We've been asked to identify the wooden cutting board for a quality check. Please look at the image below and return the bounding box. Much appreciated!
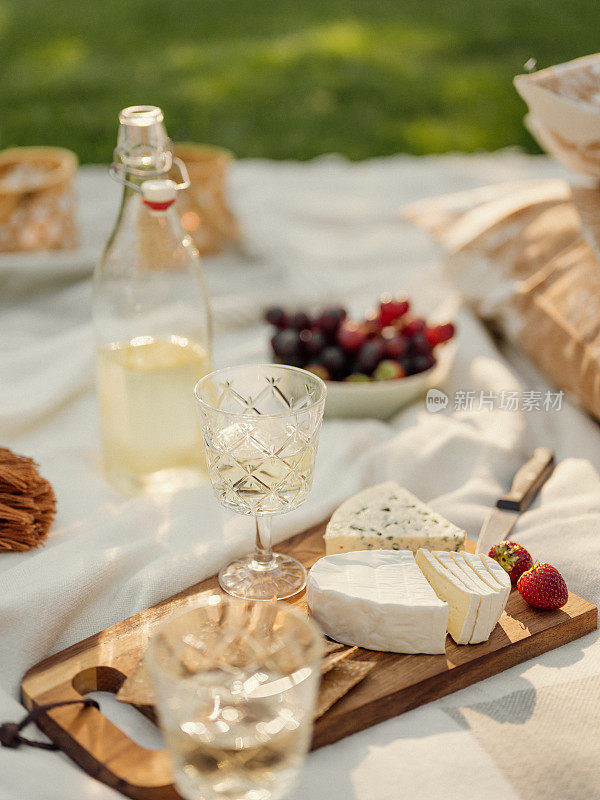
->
[21,523,597,800]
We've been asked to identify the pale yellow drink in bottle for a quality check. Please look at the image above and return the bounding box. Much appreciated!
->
[97,336,211,493]
[93,106,212,495]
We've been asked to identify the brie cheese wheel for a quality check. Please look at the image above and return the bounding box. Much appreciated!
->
[307,550,449,654]
[324,482,466,556]
[415,549,509,645]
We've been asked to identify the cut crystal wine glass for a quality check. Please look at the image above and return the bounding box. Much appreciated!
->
[195,364,326,600]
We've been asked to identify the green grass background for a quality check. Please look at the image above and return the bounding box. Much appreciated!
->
[1,0,599,162]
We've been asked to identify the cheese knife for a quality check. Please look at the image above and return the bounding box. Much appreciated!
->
[475,447,555,554]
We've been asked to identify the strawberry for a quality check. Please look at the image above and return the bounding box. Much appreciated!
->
[488,540,533,585]
[517,563,568,610]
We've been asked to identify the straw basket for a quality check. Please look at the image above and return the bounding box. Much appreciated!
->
[0,147,78,252]
[173,143,240,255]
[515,54,600,178]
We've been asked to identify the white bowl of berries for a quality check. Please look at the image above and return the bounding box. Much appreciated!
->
[265,294,457,420]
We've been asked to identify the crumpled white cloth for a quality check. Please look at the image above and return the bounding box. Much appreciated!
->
[1,152,599,800]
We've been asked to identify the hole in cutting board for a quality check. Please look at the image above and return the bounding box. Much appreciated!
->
[72,666,164,751]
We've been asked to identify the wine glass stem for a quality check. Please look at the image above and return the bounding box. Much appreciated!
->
[252,515,274,569]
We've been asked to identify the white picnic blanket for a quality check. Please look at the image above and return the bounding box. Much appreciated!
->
[1,152,599,800]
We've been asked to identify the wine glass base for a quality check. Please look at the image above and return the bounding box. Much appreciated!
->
[218,553,307,601]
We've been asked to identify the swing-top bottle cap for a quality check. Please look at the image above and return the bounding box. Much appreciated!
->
[141,179,177,211]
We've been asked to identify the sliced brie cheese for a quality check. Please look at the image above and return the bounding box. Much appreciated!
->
[324,482,466,556]
[416,549,510,645]
[448,552,504,643]
[306,550,449,654]
[415,549,480,644]
[468,552,512,607]
[474,553,512,605]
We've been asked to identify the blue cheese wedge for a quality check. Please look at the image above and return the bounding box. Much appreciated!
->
[324,482,465,556]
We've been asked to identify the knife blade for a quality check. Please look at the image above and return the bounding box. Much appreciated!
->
[475,447,555,554]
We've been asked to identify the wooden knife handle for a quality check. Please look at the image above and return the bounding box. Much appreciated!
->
[496,447,555,512]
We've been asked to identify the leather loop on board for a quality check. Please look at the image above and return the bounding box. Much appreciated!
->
[0,698,99,751]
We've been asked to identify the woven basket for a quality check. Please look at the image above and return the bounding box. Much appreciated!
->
[515,54,600,177]
[0,146,78,252]
[174,143,240,255]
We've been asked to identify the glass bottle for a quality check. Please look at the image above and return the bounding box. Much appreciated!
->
[93,106,212,495]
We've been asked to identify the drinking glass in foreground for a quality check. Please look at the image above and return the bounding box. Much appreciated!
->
[195,364,326,600]
[146,596,323,800]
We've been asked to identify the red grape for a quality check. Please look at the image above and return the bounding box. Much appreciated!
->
[426,323,455,347]
[318,307,347,335]
[398,356,413,375]
[408,332,432,356]
[337,321,368,353]
[385,335,408,360]
[355,339,386,374]
[300,328,327,357]
[320,346,348,380]
[402,317,426,338]
[364,310,382,337]
[265,307,288,329]
[379,295,410,327]
[271,329,302,358]
[288,311,311,330]
[411,353,436,373]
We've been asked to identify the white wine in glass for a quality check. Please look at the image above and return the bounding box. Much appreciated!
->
[195,364,326,600]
